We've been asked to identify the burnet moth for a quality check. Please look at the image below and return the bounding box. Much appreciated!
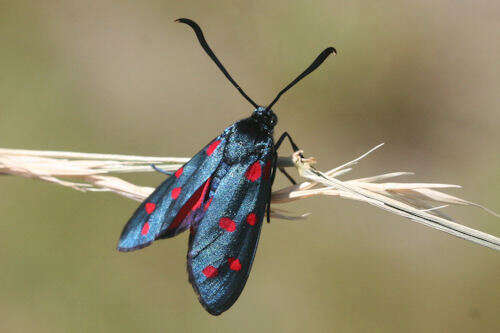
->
[117,18,336,315]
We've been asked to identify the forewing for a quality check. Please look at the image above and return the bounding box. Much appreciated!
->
[187,142,274,315]
[117,138,225,252]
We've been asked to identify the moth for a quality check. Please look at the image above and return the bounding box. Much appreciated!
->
[117,18,336,315]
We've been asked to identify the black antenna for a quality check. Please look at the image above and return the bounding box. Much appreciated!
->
[266,47,337,111]
[176,18,258,108]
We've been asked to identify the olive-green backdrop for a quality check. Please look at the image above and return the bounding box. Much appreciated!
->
[1,1,499,332]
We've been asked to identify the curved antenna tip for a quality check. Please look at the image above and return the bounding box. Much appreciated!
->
[175,18,192,24]
[266,46,337,110]
[326,46,338,56]
[175,18,259,108]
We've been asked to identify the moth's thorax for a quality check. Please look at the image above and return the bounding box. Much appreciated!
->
[223,117,273,165]
[251,106,277,134]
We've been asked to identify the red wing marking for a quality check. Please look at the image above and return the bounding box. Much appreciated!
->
[145,202,156,214]
[245,161,262,182]
[206,140,221,156]
[141,221,150,236]
[219,217,236,232]
[228,257,242,271]
[202,265,218,278]
[167,178,212,232]
[246,212,257,226]
[192,179,211,211]
[174,167,183,178]
[171,187,182,199]
[204,197,213,211]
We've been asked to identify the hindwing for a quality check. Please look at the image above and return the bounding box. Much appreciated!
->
[117,137,226,251]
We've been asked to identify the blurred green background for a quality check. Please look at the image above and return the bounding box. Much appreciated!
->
[1,1,499,332]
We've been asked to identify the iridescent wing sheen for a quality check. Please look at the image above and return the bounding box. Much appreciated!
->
[117,137,226,252]
[187,138,274,315]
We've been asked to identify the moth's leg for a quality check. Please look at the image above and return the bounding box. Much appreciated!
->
[267,132,301,222]
[275,131,300,152]
[266,152,278,223]
[278,168,297,185]
[274,132,301,185]
[150,164,174,176]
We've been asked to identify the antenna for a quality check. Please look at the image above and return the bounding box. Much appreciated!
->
[266,47,337,110]
[176,18,258,108]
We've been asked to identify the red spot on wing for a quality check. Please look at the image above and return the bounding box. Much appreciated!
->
[246,212,257,226]
[141,221,150,236]
[171,187,181,199]
[174,167,183,178]
[202,265,218,278]
[168,178,211,232]
[245,161,262,182]
[228,257,242,271]
[145,202,156,214]
[206,140,221,156]
[263,160,272,180]
[219,217,236,232]
[204,197,213,211]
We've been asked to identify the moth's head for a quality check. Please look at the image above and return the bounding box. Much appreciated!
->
[252,106,277,132]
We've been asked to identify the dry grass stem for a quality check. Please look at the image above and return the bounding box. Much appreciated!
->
[0,146,498,250]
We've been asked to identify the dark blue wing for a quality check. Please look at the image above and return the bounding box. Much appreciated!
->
[117,137,226,252]
[187,136,274,315]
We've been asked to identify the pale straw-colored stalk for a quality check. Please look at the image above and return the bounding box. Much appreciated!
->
[0,145,498,250]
